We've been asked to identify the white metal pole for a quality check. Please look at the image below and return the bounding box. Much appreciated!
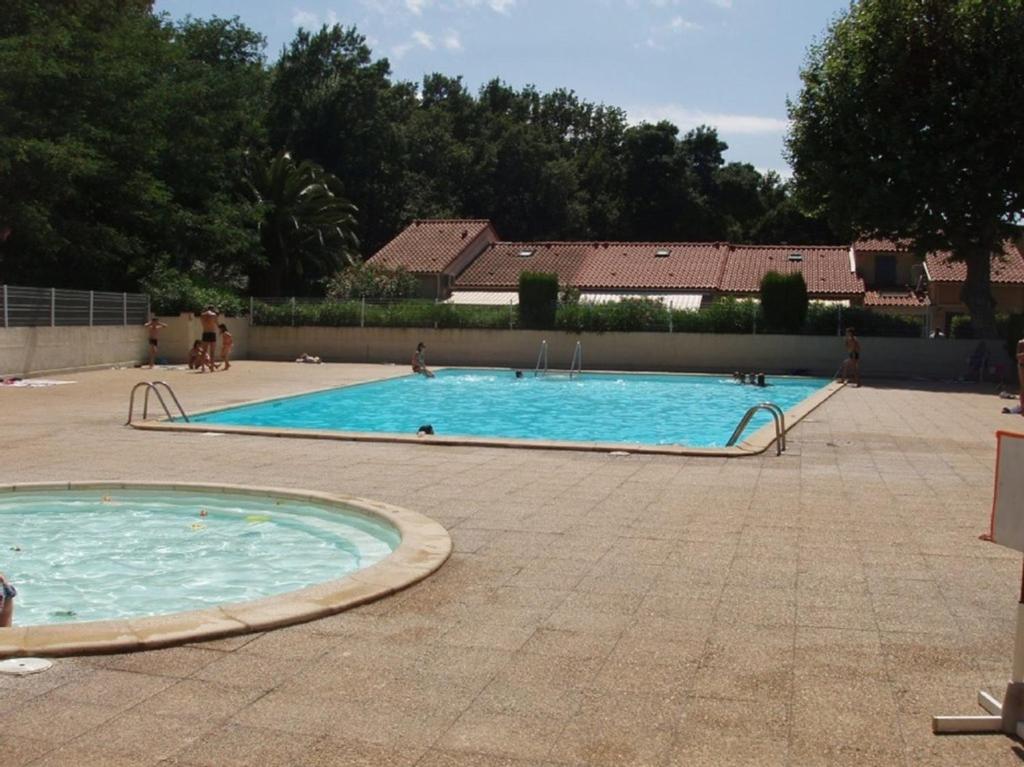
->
[50,287,55,327]
[89,290,94,326]
[122,292,127,325]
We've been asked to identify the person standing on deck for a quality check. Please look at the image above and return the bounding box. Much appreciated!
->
[840,327,861,387]
[198,306,219,373]
[144,316,167,369]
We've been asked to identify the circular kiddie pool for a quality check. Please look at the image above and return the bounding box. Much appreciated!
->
[0,482,450,657]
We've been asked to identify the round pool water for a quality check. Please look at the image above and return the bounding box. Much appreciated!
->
[0,488,400,626]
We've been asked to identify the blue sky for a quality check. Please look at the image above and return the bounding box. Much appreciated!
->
[153,0,851,174]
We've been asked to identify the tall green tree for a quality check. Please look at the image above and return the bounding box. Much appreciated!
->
[787,0,1024,337]
[242,150,359,295]
[0,2,266,290]
[266,25,415,256]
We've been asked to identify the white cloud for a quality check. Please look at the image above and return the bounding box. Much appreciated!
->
[412,30,435,49]
[670,15,700,30]
[487,0,516,13]
[628,105,790,135]
[710,0,733,8]
[391,42,414,58]
[406,0,430,14]
[442,30,463,50]
[291,8,319,27]
[291,7,340,28]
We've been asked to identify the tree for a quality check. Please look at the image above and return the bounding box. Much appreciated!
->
[787,0,1024,337]
[243,151,359,295]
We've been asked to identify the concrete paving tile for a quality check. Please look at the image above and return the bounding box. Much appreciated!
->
[70,711,214,761]
[130,678,263,723]
[0,697,116,739]
[30,745,157,767]
[517,628,618,661]
[169,723,321,767]
[436,710,565,761]
[82,646,226,678]
[190,647,311,690]
[548,719,675,766]
[0,734,57,767]
[666,733,788,767]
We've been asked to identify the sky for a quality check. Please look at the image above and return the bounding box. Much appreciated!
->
[153,0,852,175]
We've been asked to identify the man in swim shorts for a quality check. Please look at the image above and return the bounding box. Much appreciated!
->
[840,327,861,387]
[199,306,219,372]
[144,315,167,369]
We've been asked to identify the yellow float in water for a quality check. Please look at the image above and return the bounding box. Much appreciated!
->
[190,523,206,531]
[245,514,270,524]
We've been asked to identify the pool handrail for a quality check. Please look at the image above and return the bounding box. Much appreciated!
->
[726,402,786,455]
[127,381,190,425]
[534,339,548,377]
[569,341,583,379]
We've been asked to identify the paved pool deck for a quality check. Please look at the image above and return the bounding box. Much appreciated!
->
[0,361,1022,766]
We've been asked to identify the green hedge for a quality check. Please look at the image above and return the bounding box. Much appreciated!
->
[253,300,515,329]
[518,272,559,329]
[252,297,925,336]
[760,272,808,333]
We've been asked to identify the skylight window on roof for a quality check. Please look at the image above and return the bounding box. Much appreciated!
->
[517,249,534,258]
[788,253,804,262]
[655,248,670,257]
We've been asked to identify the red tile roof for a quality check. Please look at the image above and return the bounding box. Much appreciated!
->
[855,239,908,252]
[864,289,930,308]
[926,242,1024,284]
[718,245,862,296]
[454,241,728,291]
[367,219,495,273]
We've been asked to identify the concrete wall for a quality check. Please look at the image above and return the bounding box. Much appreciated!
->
[158,314,250,364]
[0,326,149,377]
[248,326,1005,379]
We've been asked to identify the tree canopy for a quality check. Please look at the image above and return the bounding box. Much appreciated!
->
[0,3,840,298]
[787,0,1024,336]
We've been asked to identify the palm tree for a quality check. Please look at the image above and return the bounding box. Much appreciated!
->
[243,150,359,295]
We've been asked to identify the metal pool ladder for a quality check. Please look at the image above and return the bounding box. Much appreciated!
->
[726,402,786,455]
[568,341,583,379]
[126,381,190,425]
[534,339,548,377]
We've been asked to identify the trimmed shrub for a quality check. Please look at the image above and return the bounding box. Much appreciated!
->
[804,304,923,337]
[518,272,559,329]
[671,298,759,334]
[760,271,808,333]
[326,263,418,300]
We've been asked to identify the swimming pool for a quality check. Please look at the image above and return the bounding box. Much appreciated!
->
[187,369,831,448]
[1,488,398,626]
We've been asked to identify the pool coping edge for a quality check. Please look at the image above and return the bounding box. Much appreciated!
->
[0,482,452,658]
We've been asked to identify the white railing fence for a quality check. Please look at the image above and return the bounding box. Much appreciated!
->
[1,284,150,328]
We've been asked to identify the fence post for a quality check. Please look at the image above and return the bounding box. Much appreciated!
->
[360,297,365,328]
[291,297,295,326]
[50,287,55,327]
[249,296,254,327]
[668,308,673,333]
[122,292,127,325]
[89,291,94,326]
[146,295,150,322]
[509,301,514,330]
[2,285,7,328]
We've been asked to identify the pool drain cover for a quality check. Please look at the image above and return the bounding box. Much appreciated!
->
[0,657,53,676]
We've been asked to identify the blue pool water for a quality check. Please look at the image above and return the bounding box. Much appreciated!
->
[189,369,828,447]
[1,489,398,625]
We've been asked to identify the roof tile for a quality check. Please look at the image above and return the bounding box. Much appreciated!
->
[367,219,494,273]
[719,245,863,296]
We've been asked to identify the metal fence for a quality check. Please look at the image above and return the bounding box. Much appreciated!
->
[1,285,150,328]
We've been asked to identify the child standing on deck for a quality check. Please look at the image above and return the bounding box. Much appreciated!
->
[218,324,233,371]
